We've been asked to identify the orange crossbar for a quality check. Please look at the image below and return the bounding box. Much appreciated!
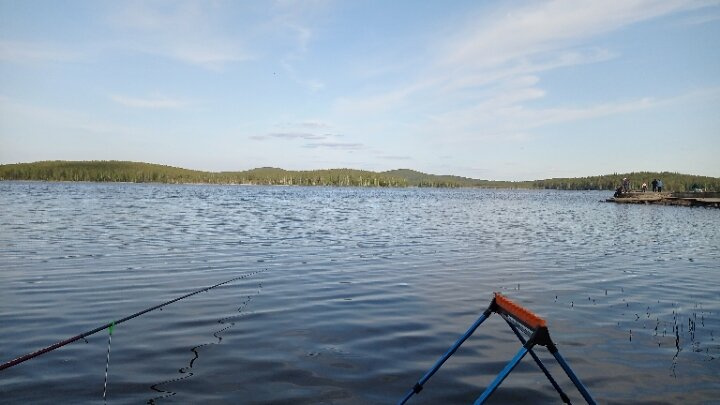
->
[493,293,547,330]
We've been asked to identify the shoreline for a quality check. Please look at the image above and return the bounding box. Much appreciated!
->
[0,179,574,190]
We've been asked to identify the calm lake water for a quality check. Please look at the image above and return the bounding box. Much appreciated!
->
[1,182,718,404]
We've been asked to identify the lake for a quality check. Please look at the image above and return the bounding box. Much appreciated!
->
[0,182,718,404]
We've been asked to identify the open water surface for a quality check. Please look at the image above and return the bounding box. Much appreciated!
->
[0,182,718,404]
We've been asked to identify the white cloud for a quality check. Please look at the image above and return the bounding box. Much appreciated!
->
[439,48,617,93]
[334,0,715,140]
[426,87,720,141]
[110,94,191,109]
[440,1,696,71]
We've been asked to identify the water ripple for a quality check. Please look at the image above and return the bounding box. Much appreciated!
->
[0,183,718,403]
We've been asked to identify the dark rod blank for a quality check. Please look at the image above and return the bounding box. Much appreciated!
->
[0,272,259,372]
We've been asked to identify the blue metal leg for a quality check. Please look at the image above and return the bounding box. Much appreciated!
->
[552,350,596,405]
[502,317,570,404]
[474,345,530,404]
[398,311,491,405]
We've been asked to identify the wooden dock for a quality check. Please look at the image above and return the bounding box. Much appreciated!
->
[607,191,720,208]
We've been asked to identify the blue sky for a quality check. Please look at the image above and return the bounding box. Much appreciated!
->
[1,0,719,180]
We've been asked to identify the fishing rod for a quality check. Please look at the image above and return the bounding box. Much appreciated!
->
[0,270,264,372]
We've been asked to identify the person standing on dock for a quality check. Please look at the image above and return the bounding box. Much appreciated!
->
[622,178,630,193]
[642,182,647,192]
[657,179,663,192]
[652,179,658,192]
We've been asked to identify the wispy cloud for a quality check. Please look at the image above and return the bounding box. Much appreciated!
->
[270,1,328,91]
[108,2,253,70]
[254,119,341,141]
[335,79,432,114]
[439,1,696,71]
[281,59,325,91]
[273,120,333,130]
[378,155,412,161]
[439,48,617,93]
[0,40,80,63]
[251,132,329,141]
[335,1,712,134]
[426,87,720,141]
[110,94,191,109]
[0,95,146,135]
[303,142,364,150]
[297,120,332,129]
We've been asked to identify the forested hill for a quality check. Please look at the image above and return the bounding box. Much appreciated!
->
[1,161,718,191]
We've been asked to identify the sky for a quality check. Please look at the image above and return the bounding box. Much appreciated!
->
[1,0,719,181]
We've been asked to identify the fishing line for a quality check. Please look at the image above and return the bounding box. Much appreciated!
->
[103,322,115,403]
[148,281,263,404]
[0,269,265,372]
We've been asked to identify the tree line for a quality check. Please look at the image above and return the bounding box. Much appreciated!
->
[1,161,718,191]
[0,161,409,187]
[527,172,720,192]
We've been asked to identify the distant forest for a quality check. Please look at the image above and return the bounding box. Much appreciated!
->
[1,161,719,191]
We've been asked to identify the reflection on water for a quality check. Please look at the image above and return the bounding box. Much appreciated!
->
[0,182,718,404]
